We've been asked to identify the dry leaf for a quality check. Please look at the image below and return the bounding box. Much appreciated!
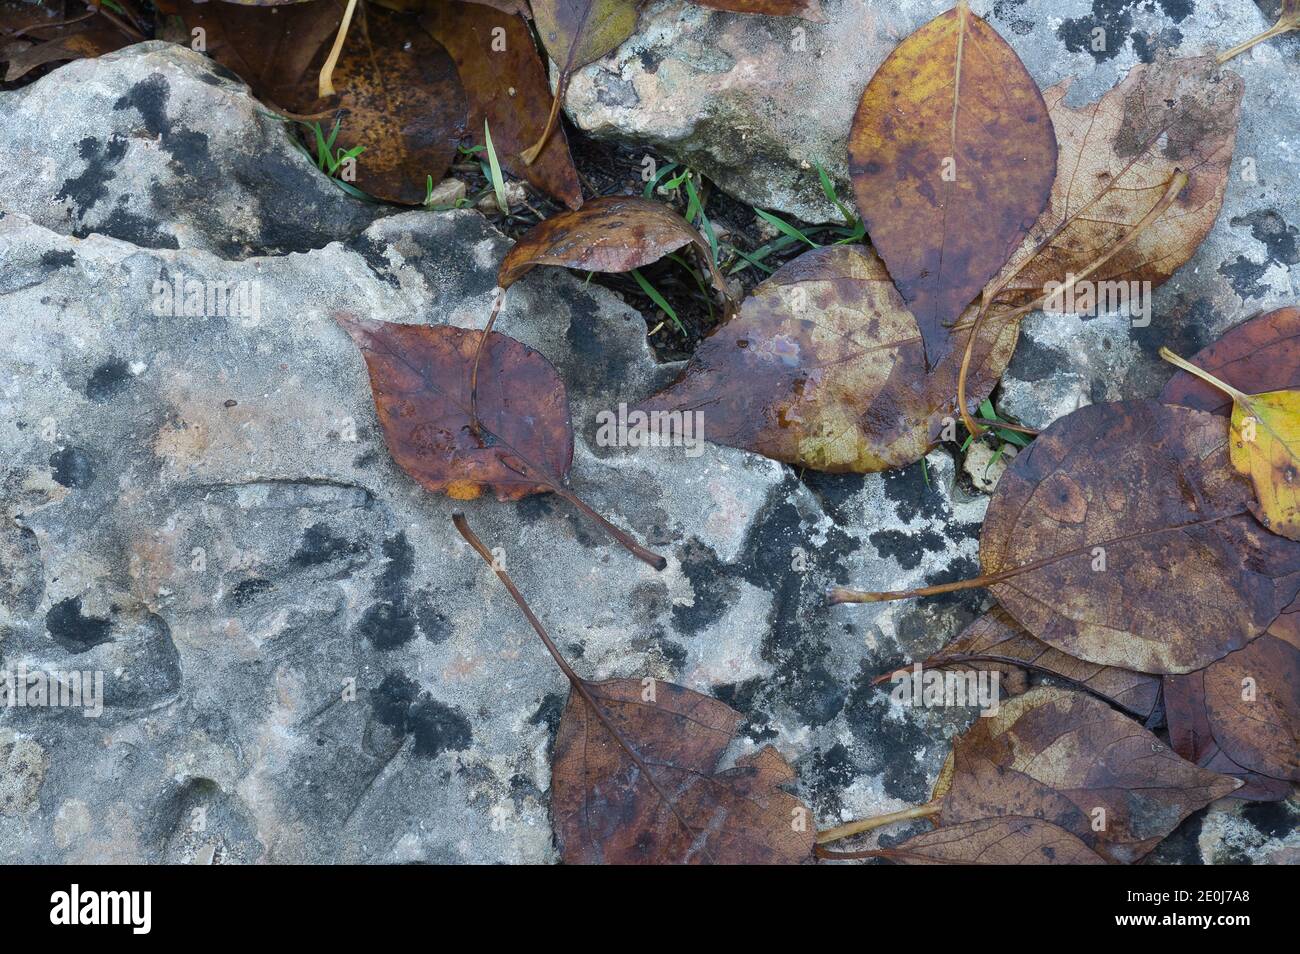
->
[634,244,1019,472]
[686,0,825,21]
[824,816,1107,865]
[979,401,1300,673]
[995,56,1242,309]
[936,687,1241,863]
[422,2,583,209]
[1161,308,1300,416]
[847,0,1056,367]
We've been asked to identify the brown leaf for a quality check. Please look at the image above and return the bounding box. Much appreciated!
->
[337,315,572,501]
[633,244,1019,472]
[452,516,813,864]
[685,0,825,21]
[835,816,1107,865]
[994,56,1242,309]
[847,0,1056,367]
[498,194,729,298]
[915,606,1160,719]
[936,687,1241,863]
[979,400,1300,673]
[422,3,582,209]
[0,2,135,82]
[157,0,343,108]
[286,3,468,204]
[1160,307,1300,416]
[552,679,815,863]
[1164,598,1300,793]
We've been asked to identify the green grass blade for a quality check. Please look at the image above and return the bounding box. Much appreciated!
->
[484,120,508,214]
[755,208,819,248]
[631,268,685,335]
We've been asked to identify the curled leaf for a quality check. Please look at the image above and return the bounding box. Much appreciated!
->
[634,244,1019,472]
[847,0,1056,367]
[685,0,825,21]
[821,816,1107,865]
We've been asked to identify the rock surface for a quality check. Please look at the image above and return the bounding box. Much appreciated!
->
[0,41,1293,864]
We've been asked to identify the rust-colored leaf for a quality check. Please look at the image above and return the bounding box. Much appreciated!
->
[978,401,1300,673]
[935,687,1241,864]
[524,0,639,162]
[453,516,814,865]
[994,56,1242,309]
[685,0,825,21]
[1164,598,1299,795]
[822,817,1107,865]
[1161,307,1300,416]
[1,1,135,82]
[908,606,1160,719]
[633,244,1019,472]
[847,0,1056,368]
[422,3,583,209]
[285,3,468,204]
[337,316,572,502]
[498,195,729,299]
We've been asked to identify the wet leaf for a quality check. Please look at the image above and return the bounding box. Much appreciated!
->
[524,0,640,162]
[994,56,1242,309]
[847,0,1056,368]
[634,244,1019,472]
[337,316,572,502]
[453,516,814,865]
[909,606,1160,719]
[498,194,729,300]
[422,2,583,209]
[1161,307,1300,416]
[1164,598,1299,794]
[824,816,1107,865]
[935,687,1241,863]
[1161,346,1300,542]
[980,401,1300,673]
[285,3,468,204]
[1,1,136,82]
[685,0,825,21]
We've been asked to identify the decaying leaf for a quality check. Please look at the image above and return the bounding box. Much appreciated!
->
[454,516,814,864]
[978,401,1300,673]
[524,0,640,162]
[1,0,137,82]
[337,316,572,501]
[1161,307,1300,416]
[935,687,1241,863]
[907,606,1160,719]
[994,56,1242,309]
[847,0,1056,367]
[1164,598,1299,795]
[1161,346,1300,542]
[633,244,1019,472]
[287,3,468,203]
[422,2,583,209]
[686,0,825,21]
[498,195,729,299]
[821,816,1107,865]
[340,315,664,568]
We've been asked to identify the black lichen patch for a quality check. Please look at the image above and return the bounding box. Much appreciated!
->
[802,741,858,819]
[86,358,132,402]
[868,527,948,571]
[1219,254,1272,300]
[527,691,567,745]
[114,74,171,137]
[229,578,273,609]
[291,522,366,568]
[48,447,95,489]
[346,233,402,290]
[39,249,76,271]
[841,662,940,803]
[798,471,867,525]
[56,135,129,215]
[672,538,739,635]
[1241,799,1298,841]
[1131,294,1214,359]
[881,461,950,524]
[992,0,1035,35]
[712,676,777,742]
[1006,333,1068,384]
[45,596,113,653]
[371,671,472,759]
[1058,0,1193,63]
[1231,208,1300,266]
[95,203,179,250]
[416,597,450,644]
[514,494,602,548]
[356,533,417,650]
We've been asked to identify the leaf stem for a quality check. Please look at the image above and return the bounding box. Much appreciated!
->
[1217,21,1296,64]
[468,289,505,437]
[521,72,568,165]
[816,802,941,845]
[1157,347,1250,404]
[319,0,360,98]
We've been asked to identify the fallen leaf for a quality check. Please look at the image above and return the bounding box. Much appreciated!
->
[935,687,1241,863]
[286,2,468,204]
[908,606,1160,719]
[685,0,825,21]
[0,1,136,82]
[1161,307,1300,416]
[634,244,1019,472]
[524,0,640,162]
[1164,598,1299,793]
[972,401,1300,673]
[453,515,814,864]
[1161,346,1300,542]
[340,315,664,568]
[498,194,729,299]
[821,816,1107,865]
[422,2,583,209]
[847,0,1056,367]
[993,56,1242,310]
